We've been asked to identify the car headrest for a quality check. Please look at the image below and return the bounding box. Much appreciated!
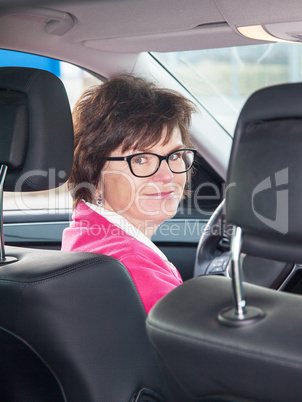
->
[226,83,302,263]
[0,67,74,192]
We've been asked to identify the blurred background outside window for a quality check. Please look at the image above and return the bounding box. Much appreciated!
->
[153,42,302,136]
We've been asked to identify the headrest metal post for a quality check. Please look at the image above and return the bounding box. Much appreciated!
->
[231,226,246,318]
[0,164,17,265]
[218,225,265,326]
[0,165,8,261]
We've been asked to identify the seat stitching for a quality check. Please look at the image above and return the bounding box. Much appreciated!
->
[0,256,125,284]
[147,322,302,369]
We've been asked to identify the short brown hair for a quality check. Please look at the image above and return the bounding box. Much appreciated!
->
[68,74,196,208]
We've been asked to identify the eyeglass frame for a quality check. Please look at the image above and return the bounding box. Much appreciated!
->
[106,148,197,178]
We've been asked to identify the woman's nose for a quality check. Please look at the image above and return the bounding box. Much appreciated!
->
[152,160,174,182]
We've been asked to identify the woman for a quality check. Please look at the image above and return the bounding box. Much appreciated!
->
[62,74,196,314]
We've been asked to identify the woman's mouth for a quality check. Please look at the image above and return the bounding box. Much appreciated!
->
[143,191,175,200]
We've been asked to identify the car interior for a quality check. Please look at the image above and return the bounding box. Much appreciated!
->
[0,0,302,401]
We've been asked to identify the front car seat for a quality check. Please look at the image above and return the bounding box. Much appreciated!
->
[146,83,302,401]
[0,67,168,401]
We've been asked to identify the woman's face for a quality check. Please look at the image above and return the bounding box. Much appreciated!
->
[100,127,187,237]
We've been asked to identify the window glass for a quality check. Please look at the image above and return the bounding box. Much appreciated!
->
[2,50,101,212]
[153,42,302,136]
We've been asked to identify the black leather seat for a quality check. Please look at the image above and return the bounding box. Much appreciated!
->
[0,67,168,401]
[146,83,302,401]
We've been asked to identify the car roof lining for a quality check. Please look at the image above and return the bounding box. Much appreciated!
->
[0,0,266,74]
[0,0,262,76]
[0,0,301,51]
[0,0,300,74]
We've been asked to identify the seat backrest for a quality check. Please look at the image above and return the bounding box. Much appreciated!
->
[0,246,168,401]
[146,83,302,401]
[0,67,168,401]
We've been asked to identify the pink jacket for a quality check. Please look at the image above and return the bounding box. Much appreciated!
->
[61,202,183,313]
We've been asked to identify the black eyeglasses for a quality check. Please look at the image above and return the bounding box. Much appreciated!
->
[106,148,196,178]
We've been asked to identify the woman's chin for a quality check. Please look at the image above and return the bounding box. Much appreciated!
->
[139,200,179,221]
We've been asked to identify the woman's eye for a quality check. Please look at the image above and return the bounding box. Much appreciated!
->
[133,155,148,165]
[169,152,182,161]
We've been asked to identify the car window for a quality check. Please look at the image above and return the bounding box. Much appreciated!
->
[2,50,101,212]
[153,42,302,136]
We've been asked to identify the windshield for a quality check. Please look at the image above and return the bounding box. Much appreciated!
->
[153,42,302,135]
